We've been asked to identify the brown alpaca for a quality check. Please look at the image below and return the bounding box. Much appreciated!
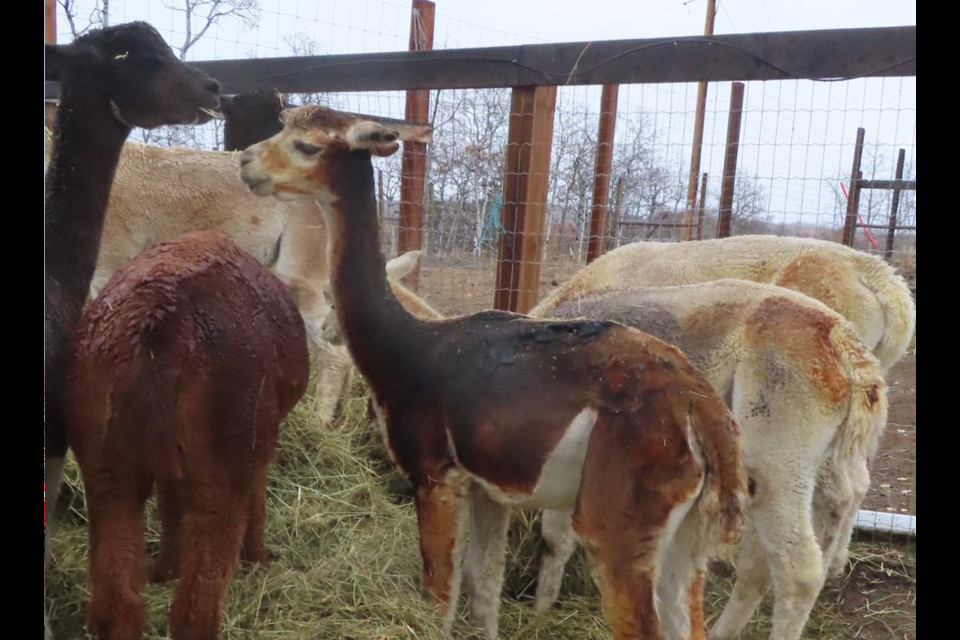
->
[65,231,309,640]
[239,105,747,640]
[44,21,219,640]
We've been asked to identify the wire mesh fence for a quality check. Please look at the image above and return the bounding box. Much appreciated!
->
[50,0,916,544]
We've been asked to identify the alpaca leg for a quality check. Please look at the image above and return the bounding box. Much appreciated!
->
[709,524,770,639]
[240,464,271,566]
[715,474,824,640]
[414,474,469,636]
[45,455,67,640]
[815,459,870,578]
[151,480,184,583]
[44,455,66,640]
[534,508,576,613]
[760,496,825,640]
[577,528,662,640]
[86,484,150,640]
[463,485,510,640]
[44,455,65,575]
[314,342,352,424]
[169,495,247,640]
[573,413,706,640]
[656,510,709,640]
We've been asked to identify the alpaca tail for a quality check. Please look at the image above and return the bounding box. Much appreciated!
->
[107,283,192,482]
[687,392,748,558]
[858,254,916,370]
[831,320,889,468]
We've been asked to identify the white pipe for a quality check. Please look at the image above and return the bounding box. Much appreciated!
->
[855,509,916,536]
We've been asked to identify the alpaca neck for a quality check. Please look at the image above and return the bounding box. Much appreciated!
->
[45,75,130,310]
[321,150,424,394]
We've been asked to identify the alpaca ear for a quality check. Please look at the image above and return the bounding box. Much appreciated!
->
[394,124,432,144]
[386,250,421,281]
[346,119,433,154]
[45,44,68,81]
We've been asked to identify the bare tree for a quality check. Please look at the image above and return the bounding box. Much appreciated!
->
[164,0,260,61]
[135,1,259,149]
[283,32,330,108]
[427,88,509,255]
[57,0,109,38]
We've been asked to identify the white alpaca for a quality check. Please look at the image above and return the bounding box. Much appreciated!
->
[532,235,916,371]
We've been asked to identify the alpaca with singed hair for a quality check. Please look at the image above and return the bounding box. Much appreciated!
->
[239,104,747,640]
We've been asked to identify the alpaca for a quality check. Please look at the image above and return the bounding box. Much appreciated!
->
[239,105,747,640]
[220,88,288,151]
[65,230,309,640]
[43,88,428,422]
[533,282,888,640]
[44,21,219,638]
[532,235,916,371]
[321,266,888,640]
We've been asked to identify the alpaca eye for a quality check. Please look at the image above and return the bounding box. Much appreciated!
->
[294,140,322,156]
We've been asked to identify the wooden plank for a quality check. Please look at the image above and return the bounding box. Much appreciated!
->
[494,86,557,313]
[586,84,619,264]
[861,224,916,231]
[716,82,745,239]
[45,26,916,97]
[842,128,866,246]
[620,221,696,228]
[860,179,917,191]
[397,0,435,291]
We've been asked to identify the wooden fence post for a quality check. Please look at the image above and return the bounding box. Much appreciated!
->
[885,148,906,259]
[716,82,744,239]
[586,84,619,264]
[397,0,435,289]
[681,0,716,240]
[842,127,866,247]
[494,86,557,313]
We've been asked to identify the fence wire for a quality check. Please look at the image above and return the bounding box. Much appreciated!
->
[52,0,916,544]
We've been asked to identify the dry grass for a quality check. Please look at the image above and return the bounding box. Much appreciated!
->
[46,372,916,639]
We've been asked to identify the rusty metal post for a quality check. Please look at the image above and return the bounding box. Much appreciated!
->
[681,0,716,241]
[45,0,57,127]
[716,82,744,239]
[494,85,557,313]
[885,148,906,260]
[586,84,619,264]
[397,0,434,289]
[842,127,866,247]
[696,173,708,240]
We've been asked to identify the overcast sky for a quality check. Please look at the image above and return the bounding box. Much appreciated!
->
[53,1,916,232]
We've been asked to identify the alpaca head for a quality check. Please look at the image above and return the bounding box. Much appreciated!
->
[45,21,221,130]
[220,89,288,150]
[238,105,431,202]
